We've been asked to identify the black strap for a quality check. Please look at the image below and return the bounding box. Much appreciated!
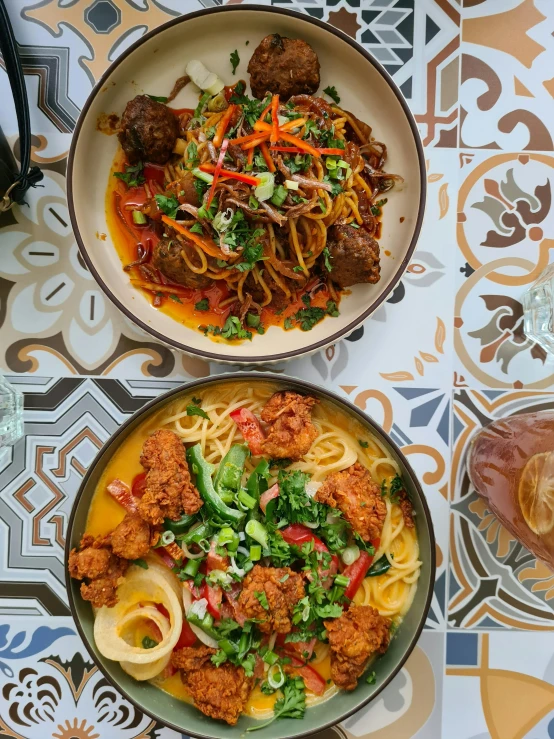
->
[0,0,43,208]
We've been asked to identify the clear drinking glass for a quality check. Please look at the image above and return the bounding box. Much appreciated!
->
[0,374,24,448]
[523,264,554,355]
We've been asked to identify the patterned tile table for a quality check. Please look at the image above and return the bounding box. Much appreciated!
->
[0,1,553,738]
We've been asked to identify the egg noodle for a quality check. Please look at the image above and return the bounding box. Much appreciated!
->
[156,380,421,632]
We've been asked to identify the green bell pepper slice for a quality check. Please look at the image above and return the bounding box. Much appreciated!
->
[187,444,245,525]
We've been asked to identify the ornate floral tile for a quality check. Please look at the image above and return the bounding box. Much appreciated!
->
[449,389,554,630]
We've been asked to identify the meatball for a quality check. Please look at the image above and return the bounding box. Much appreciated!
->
[68,533,128,608]
[325,605,391,690]
[316,462,386,543]
[248,34,320,100]
[326,224,380,288]
[152,238,211,289]
[261,391,318,460]
[118,95,178,165]
[138,429,203,526]
[110,513,152,560]
[172,646,253,725]
[244,271,291,312]
[238,565,305,634]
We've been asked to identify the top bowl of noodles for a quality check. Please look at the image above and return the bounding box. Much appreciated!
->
[67,5,425,364]
[66,373,435,738]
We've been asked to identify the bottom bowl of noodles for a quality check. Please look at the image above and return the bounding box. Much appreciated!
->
[66,374,435,739]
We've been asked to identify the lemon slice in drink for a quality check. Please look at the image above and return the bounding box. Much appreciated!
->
[518,451,554,535]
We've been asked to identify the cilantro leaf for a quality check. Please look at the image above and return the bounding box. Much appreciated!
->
[147,94,168,103]
[155,193,179,219]
[323,85,341,104]
[169,294,182,303]
[186,404,209,420]
[366,671,377,685]
[255,591,269,610]
[247,676,306,731]
[189,222,203,234]
[194,298,209,311]
[211,650,228,667]
[241,652,256,677]
[230,49,240,74]
[276,469,323,526]
[132,558,149,569]
[322,176,343,197]
[220,315,252,341]
[187,141,199,167]
[141,636,158,649]
[113,162,145,188]
[322,246,333,272]
[359,439,369,448]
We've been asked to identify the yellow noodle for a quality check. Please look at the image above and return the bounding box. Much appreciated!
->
[180,245,207,274]
[289,218,308,277]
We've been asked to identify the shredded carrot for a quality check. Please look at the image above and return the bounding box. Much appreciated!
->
[160,215,229,260]
[259,141,276,173]
[199,163,260,185]
[247,147,254,166]
[241,133,271,150]
[270,94,279,144]
[213,104,236,148]
[258,100,272,124]
[279,132,320,157]
[206,139,229,207]
[229,131,268,145]
[280,117,307,132]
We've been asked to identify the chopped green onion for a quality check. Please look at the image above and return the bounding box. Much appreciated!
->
[263,650,279,666]
[238,489,257,510]
[341,545,360,566]
[192,167,214,184]
[284,179,299,190]
[160,530,175,546]
[334,574,350,588]
[246,313,261,328]
[218,527,235,545]
[213,208,233,232]
[132,210,147,225]
[245,519,268,549]
[337,159,349,169]
[267,663,285,689]
[218,638,239,656]
[270,184,288,207]
[325,157,338,170]
[254,171,275,202]
[250,544,262,561]
[183,558,202,577]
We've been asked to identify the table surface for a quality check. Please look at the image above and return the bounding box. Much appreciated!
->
[1,1,554,738]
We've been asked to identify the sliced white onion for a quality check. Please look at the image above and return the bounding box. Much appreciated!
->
[119,605,172,680]
[285,180,299,190]
[303,521,319,529]
[239,531,246,542]
[229,556,245,578]
[185,60,224,95]
[94,566,182,665]
[236,545,250,557]
[182,586,218,649]
[306,481,322,498]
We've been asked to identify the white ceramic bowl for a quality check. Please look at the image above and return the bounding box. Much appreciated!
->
[67,5,425,363]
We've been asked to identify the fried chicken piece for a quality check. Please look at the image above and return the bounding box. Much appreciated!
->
[316,463,386,542]
[68,534,128,608]
[172,646,253,725]
[110,513,152,560]
[137,429,203,525]
[261,391,318,460]
[238,565,305,634]
[325,605,391,690]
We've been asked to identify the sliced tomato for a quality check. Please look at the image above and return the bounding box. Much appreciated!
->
[207,540,229,572]
[280,524,328,553]
[260,483,279,514]
[200,582,222,620]
[343,550,374,601]
[162,662,177,678]
[175,619,197,649]
[229,407,265,456]
[155,603,170,620]
[276,633,316,660]
[106,479,137,513]
[224,582,246,626]
[143,163,166,185]
[155,549,177,569]
[284,653,326,695]
[185,579,203,600]
[132,471,148,498]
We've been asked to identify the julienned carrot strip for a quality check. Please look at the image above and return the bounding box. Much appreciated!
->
[247,147,254,166]
[160,215,229,260]
[241,133,270,150]
[279,132,320,157]
[229,131,268,145]
[206,139,229,207]
[258,100,272,124]
[270,146,345,155]
[279,117,307,132]
[198,163,261,185]
[270,94,279,144]
[199,162,216,172]
[253,120,271,133]
[213,105,236,148]
[259,141,276,173]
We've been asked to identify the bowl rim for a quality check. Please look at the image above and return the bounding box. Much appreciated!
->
[65,371,436,739]
[66,3,427,364]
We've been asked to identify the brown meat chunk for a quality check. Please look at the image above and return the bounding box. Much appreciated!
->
[118,95,178,165]
[316,463,386,543]
[152,238,211,289]
[68,534,128,608]
[238,565,305,634]
[137,429,203,526]
[327,224,380,288]
[261,391,318,460]
[325,605,391,690]
[248,34,320,100]
[110,513,152,560]
[166,171,200,207]
[172,646,253,725]
[244,271,292,312]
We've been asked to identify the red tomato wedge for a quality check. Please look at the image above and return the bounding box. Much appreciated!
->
[260,483,279,513]
[343,551,374,600]
[106,479,137,512]
[229,407,265,456]
[224,582,246,626]
[276,633,317,659]
[175,619,197,649]
[131,471,148,498]
[280,524,328,553]
[155,603,170,620]
[155,548,177,569]
[207,540,229,572]
[284,653,326,695]
[143,163,165,185]
[200,582,222,620]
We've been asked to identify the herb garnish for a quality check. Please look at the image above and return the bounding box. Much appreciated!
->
[186,403,209,420]
[230,49,240,74]
[155,193,179,219]
[194,298,209,311]
[323,85,341,104]
[113,162,145,188]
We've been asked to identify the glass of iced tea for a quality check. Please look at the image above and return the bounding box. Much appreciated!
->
[467,411,554,570]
